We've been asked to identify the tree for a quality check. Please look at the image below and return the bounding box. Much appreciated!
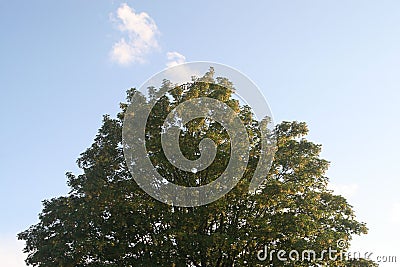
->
[18,70,376,266]
[347,259,379,267]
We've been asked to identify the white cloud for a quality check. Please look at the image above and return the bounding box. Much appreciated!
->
[166,51,186,68]
[110,3,159,65]
[163,52,199,85]
[329,183,359,198]
[0,235,26,267]
[390,202,400,224]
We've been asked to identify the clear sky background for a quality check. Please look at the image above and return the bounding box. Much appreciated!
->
[1,1,399,266]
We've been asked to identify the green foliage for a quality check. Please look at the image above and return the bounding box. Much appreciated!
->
[18,71,376,266]
[346,258,380,267]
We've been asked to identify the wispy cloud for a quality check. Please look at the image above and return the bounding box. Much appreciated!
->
[110,3,159,65]
[166,51,186,68]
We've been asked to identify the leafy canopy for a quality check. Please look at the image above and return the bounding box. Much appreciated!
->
[18,70,375,266]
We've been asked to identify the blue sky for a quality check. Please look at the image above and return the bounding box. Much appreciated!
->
[1,1,399,265]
